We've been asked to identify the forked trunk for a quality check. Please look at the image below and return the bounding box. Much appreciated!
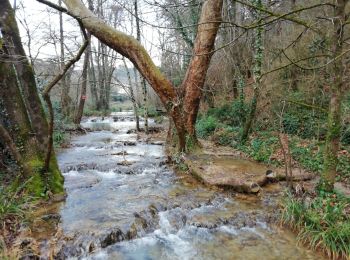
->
[182,0,223,143]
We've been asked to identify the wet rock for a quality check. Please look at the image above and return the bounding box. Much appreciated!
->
[150,141,164,146]
[41,213,61,222]
[127,129,136,134]
[148,204,159,217]
[19,253,40,260]
[100,228,125,248]
[240,235,260,248]
[123,141,136,146]
[88,241,96,253]
[189,221,218,229]
[117,160,134,166]
[56,243,84,259]
[111,151,128,156]
[17,238,41,260]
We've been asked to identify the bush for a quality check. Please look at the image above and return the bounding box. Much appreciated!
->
[337,155,350,183]
[196,116,218,138]
[282,191,350,259]
[341,125,350,145]
[207,100,248,127]
[211,127,238,146]
[282,110,327,140]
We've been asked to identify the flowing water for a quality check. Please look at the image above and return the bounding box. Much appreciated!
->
[32,112,324,259]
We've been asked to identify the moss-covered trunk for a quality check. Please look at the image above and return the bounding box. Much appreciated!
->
[319,0,348,192]
[0,1,51,155]
[0,0,64,196]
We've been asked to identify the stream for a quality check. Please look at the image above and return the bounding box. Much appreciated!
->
[28,112,324,259]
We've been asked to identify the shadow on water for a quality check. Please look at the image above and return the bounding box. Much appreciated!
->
[28,112,325,260]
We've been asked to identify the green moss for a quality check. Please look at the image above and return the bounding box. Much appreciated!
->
[25,158,45,197]
[47,156,64,194]
[23,157,64,197]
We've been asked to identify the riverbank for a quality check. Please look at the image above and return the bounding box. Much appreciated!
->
[175,137,350,259]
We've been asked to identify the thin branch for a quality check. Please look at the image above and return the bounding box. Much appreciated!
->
[258,54,329,81]
[281,48,350,71]
[235,0,333,32]
[42,22,88,172]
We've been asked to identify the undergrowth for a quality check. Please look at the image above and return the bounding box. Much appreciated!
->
[196,103,350,184]
[281,191,350,259]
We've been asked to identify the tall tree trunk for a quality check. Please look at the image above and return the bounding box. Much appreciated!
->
[0,3,50,155]
[241,0,264,144]
[141,78,149,133]
[74,35,90,124]
[89,53,99,109]
[59,0,71,119]
[319,0,348,192]
[123,58,140,131]
[0,0,64,196]
[134,0,148,134]
[182,0,223,144]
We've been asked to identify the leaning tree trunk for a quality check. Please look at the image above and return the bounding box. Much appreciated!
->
[319,0,348,192]
[52,0,223,151]
[181,0,223,144]
[61,0,186,150]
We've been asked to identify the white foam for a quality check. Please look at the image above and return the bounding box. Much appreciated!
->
[219,225,239,235]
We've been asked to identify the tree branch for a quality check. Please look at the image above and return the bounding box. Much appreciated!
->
[42,22,88,172]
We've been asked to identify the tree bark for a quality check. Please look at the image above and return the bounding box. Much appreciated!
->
[0,0,64,196]
[74,35,90,124]
[319,0,348,192]
[241,0,264,144]
[182,0,223,142]
[0,0,50,155]
[123,58,140,131]
[134,0,149,134]
[59,0,72,119]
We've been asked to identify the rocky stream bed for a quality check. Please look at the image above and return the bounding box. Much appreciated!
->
[16,112,325,260]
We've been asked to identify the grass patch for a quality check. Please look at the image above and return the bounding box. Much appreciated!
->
[281,191,350,259]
